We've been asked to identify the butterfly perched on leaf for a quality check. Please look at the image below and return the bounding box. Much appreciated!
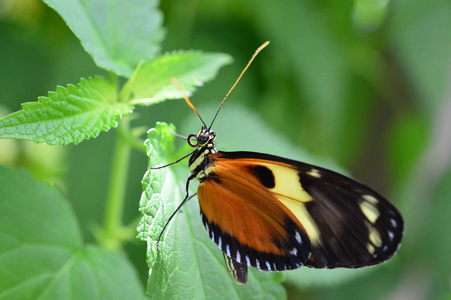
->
[147,41,404,285]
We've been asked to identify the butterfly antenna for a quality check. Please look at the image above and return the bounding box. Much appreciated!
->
[208,41,270,130]
[171,77,207,128]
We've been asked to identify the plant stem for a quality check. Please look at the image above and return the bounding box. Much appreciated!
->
[117,123,146,153]
[102,117,132,250]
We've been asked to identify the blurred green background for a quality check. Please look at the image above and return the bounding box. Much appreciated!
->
[1,0,450,299]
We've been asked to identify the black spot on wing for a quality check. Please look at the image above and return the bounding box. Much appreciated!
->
[246,165,275,188]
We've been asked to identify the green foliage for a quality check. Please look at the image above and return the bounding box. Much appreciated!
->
[422,170,451,298]
[352,0,389,31]
[0,0,233,298]
[0,166,147,300]
[386,112,430,185]
[0,0,450,299]
[43,0,165,77]
[130,52,233,105]
[0,77,131,146]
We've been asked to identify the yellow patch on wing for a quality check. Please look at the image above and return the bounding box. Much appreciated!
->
[256,162,321,245]
[362,194,378,205]
[307,169,321,178]
[359,201,380,223]
[367,223,382,247]
[275,195,321,245]
[260,162,313,203]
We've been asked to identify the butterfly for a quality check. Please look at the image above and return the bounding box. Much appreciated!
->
[152,41,404,285]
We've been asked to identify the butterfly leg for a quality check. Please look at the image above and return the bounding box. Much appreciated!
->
[149,149,195,170]
[157,174,197,253]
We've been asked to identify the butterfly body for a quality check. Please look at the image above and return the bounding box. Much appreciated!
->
[184,126,403,285]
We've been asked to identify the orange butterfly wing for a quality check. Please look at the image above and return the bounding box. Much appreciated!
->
[197,151,403,272]
[198,156,311,271]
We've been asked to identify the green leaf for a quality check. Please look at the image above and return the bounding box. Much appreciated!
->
[129,51,233,106]
[0,77,133,146]
[43,0,165,77]
[0,165,147,299]
[137,122,178,265]
[137,123,286,299]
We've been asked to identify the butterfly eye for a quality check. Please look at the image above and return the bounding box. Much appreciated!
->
[187,134,198,147]
[197,135,209,145]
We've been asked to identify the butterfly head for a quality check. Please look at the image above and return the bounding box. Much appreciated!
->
[188,126,216,148]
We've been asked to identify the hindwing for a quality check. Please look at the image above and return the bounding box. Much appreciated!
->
[197,151,403,283]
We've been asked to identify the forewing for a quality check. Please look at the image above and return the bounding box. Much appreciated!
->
[199,151,403,271]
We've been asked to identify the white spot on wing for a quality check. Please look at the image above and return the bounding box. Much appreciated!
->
[295,231,302,244]
[362,194,378,205]
[256,259,261,270]
[266,261,271,270]
[218,236,222,249]
[245,255,250,266]
[388,230,394,241]
[390,218,397,228]
[360,201,380,223]
[226,244,230,257]
[368,224,382,247]
[307,169,321,178]
[289,248,298,256]
[236,250,241,263]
